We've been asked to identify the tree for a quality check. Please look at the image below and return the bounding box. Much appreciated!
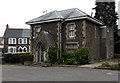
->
[94,1,118,27]
[94,0,119,53]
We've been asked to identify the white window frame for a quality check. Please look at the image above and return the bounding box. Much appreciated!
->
[18,46,28,52]
[29,46,30,52]
[8,46,16,53]
[66,23,76,39]
[18,46,23,52]
[66,42,79,52]
[8,38,16,44]
[18,38,27,44]
[22,46,27,52]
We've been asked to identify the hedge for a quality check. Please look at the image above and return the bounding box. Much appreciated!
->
[20,55,33,64]
[3,52,32,63]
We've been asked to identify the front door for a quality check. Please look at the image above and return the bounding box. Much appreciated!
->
[38,44,45,62]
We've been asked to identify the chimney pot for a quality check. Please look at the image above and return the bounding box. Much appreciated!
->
[6,24,9,29]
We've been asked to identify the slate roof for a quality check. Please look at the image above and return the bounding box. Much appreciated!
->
[26,8,103,25]
[34,31,55,48]
[3,28,30,38]
[96,0,115,2]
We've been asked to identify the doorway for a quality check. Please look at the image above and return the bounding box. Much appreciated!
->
[38,44,45,62]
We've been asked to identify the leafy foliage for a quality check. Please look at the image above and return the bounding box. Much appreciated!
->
[3,53,20,63]
[94,1,119,54]
[94,2,118,27]
[48,46,58,64]
[3,53,32,64]
[20,55,33,64]
[74,48,90,64]
[101,61,110,67]
[57,48,90,65]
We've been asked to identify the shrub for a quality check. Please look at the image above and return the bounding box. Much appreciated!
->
[3,53,21,63]
[118,62,120,67]
[101,61,110,67]
[110,62,120,68]
[57,58,64,64]
[48,46,58,64]
[110,63,119,68]
[64,58,76,65]
[20,55,33,64]
[74,48,90,64]
[114,54,120,58]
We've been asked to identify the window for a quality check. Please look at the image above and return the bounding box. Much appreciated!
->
[36,27,41,32]
[18,46,28,52]
[29,39,31,44]
[8,46,16,53]
[19,39,22,44]
[8,38,16,44]
[66,42,78,52]
[67,23,76,39]
[18,46,23,52]
[18,38,27,44]
[29,46,30,52]
[23,47,27,52]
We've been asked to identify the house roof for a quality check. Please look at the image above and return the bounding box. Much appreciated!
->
[96,0,115,2]
[34,31,55,48]
[26,8,103,25]
[3,28,30,38]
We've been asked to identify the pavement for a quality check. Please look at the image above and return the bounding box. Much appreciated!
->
[2,65,119,81]
[78,63,101,68]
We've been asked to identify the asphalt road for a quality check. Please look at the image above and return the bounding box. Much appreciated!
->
[2,65,119,81]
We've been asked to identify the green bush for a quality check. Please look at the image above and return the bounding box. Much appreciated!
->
[64,58,76,65]
[3,53,21,63]
[48,46,58,64]
[114,54,120,58]
[57,58,64,64]
[118,62,120,67]
[20,55,33,64]
[74,48,90,64]
[101,61,110,67]
[110,63,119,68]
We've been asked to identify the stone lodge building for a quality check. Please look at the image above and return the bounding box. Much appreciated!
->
[26,8,114,63]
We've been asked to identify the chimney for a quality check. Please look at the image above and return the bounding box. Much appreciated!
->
[6,24,9,29]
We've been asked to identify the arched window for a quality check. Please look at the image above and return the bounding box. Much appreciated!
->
[18,46,23,52]
[23,47,27,52]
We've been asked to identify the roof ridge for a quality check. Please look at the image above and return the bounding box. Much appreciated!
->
[54,10,63,19]
[75,8,88,16]
[7,28,30,30]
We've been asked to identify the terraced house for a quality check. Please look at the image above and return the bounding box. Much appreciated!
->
[3,24,30,53]
[26,8,114,63]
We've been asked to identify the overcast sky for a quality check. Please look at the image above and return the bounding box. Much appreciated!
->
[0,0,120,36]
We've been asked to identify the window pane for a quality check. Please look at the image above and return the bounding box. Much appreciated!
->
[68,24,75,38]
[10,48,13,52]
[19,48,22,52]
[13,39,15,44]
[69,25,74,30]
[24,39,26,44]
[20,39,22,43]
[14,47,16,52]
[23,47,27,52]
[69,31,75,37]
